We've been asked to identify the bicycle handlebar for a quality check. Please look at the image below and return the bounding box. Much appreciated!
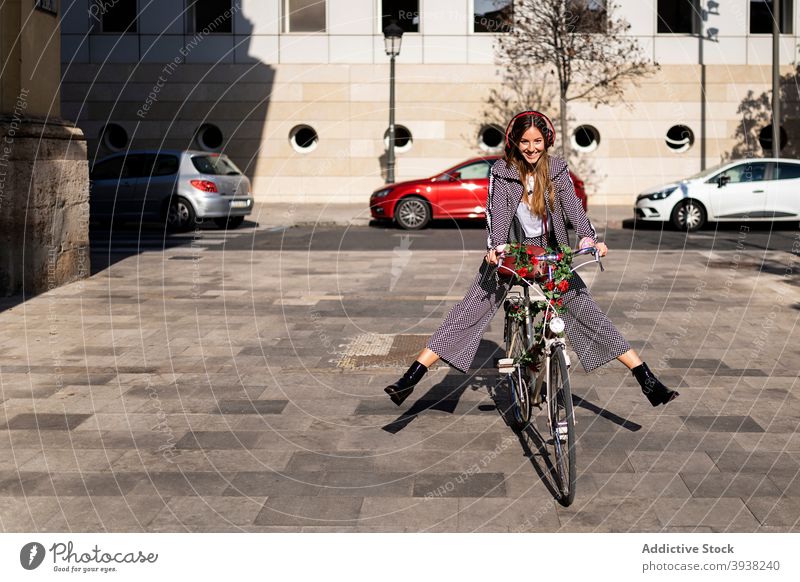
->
[495,245,604,272]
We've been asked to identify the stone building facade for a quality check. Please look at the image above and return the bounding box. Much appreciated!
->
[59,1,799,205]
[1,0,89,297]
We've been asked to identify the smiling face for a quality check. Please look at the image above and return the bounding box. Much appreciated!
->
[518,125,546,164]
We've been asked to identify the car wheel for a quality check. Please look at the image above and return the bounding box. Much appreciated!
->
[214,216,244,229]
[166,197,196,233]
[394,197,431,230]
[671,200,706,232]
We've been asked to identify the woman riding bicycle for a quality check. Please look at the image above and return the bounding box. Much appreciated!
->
[385,111,678,408]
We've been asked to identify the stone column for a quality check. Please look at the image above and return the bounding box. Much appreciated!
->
[0,0,89,297]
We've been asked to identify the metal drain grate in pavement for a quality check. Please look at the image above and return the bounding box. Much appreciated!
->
[338,333,430,369]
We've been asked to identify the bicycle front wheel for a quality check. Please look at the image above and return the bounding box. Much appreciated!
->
[549,344,576,506]
[505,318,532,431]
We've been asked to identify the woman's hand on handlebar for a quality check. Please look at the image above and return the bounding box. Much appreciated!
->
[485,248,500,265]
[579,237,608,257]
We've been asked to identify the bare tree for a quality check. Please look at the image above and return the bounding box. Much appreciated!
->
[489,0,657,162]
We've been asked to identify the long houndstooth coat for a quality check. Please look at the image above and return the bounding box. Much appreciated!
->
[426,155,631,373]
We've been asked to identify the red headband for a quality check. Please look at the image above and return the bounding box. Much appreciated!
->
[504,110,556,149]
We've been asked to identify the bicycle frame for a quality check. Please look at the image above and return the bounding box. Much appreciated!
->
[499,247,603,405]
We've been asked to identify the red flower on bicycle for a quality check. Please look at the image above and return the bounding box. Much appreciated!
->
[545,280,555,291]
[557,280,569,292]
[516,267,529,278]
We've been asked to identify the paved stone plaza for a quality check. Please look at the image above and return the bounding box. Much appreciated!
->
[0,206,799,532]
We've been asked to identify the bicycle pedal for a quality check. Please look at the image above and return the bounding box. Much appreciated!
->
[496,357,515,374]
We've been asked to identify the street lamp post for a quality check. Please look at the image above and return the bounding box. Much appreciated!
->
[383,21,404,184]
[772,0,781,159]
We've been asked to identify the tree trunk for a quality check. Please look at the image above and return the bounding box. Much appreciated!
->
[559,90,569,164]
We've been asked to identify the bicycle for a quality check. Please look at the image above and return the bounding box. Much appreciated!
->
[495,245,604,506]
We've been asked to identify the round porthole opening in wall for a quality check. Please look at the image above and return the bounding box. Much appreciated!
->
[758,125,788,153]
[478,124,504,151]
[572,125,600,152]
[101,124,128,151]
[195,124,224,151]
[290,125,319,153]
[383,125,413,153]
[665,124,695,152]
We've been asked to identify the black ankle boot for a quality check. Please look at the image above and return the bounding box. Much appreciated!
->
[632,362,679,406]
[385,361,428,406]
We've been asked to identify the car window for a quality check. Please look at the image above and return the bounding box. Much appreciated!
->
[191,154,242,175]
[775,162,800,180]
[122,155,154,179]
[90,157,124,180]
[717,162,768,184]
[151,155,179,176]
[456,161,492,180]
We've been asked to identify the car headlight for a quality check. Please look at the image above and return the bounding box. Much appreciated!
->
[372,187,393,198]
[637,187,677,202]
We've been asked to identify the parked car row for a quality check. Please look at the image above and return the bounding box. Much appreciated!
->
[369,155,588,230]
[90,150,253,232]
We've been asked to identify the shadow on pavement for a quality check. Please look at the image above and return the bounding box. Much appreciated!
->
[89,218,260,274]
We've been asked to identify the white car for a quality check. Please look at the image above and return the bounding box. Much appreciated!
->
[634,158,800,231]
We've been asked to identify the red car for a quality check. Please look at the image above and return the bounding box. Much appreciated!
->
[370,156,588,230]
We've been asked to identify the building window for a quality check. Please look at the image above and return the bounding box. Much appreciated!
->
[750,1,793,34]
[665,125,694,153]
[290,125,319,153]
[283,0,326,33]
[95,0,138,33]
[656,0,698,34]
[195,124,225,151]
[478,125,504,151]
[382,1,419,33]
[383,125,413,153]
[473,0,513,33]
[101,124,129,151]
[188,0,233,34]
[567,0,607,33]
[572,125,600,152]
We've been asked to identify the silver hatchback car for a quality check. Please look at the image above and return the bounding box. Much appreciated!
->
[90,149,254,231]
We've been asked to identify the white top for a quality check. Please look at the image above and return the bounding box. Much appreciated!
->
[516,176,545,237]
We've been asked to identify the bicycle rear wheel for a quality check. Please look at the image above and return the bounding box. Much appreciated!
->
[505,318,532,431]
[548,344,576,506]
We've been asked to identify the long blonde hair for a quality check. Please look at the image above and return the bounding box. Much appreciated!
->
[503,114,555,219]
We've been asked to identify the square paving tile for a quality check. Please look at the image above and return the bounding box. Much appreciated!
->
[214,400,289,415]
[174,431,262,450]
[681,415,764,433]
[222,471,326,497]
[321,471,414,497]
[653,498,761,531]
[358,497,459,532]
[709,451,800,473]
[253,496,363,527]
[0,413,92,431]
[412,472,506,498]
[556,497,663,532]
[147,496,267,530]
[744,498,800,529]
[456,497,560,532]
[680,472,783,498]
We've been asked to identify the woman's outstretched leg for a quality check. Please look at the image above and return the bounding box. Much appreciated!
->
[384,348,440,406]
[617,349,679,406]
